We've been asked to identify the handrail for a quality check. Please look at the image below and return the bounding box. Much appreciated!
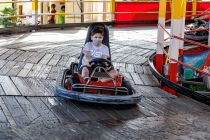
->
[0,11,209,19]
[185,28,210,33]
[157,24,210,76]
[0,0,179,3]
[159,24,210,49]
[157,41,210,76]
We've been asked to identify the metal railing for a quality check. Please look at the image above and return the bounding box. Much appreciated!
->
[0,0,209,29]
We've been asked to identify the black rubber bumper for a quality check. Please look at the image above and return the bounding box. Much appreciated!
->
[148,53,210,106]
[55,69,142,105]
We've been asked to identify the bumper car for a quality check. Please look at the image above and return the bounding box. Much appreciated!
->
[185,19,209,44]
[55,23,142,104]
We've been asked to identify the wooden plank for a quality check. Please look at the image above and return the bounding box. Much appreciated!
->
[137,104,157,117]
[14,51,35,62]
[47,66,60,80]
[15,97,41,122]
[139,86,175,98]
[0,60,7,69]
[142,65,152,74]
[139,97,164,115]
[125,64,135,73]
[27,97,59,124]
[0,102,8,123]
[23,42,52,52]
[0,61,16,74]
[17,63,33,77]
[35,78,55,96]
[133,85,154,97]
[57,100,91,122]
[0,97,16,127]
[57,47,79,56]
[57,55,70,67]
[0,48,9,56]
[137,49,150,56]
[7,61,25,76]
[131,48,145,55]
[0,76,21,95]
[0,49,16,60]
[38,54,53,65]
[0,85,5,95]
[6,50,25,61]
[65,57,77,68]
[48,55,61,66]
[128,55,144,64]
[113,46,132,53]
[178,95,210,112]
[164,97,207,114]
[120,55,137,63]
[112,53,125,61]
[148,98,178,115]
[37,65,52,79]
[35,43,58,53]
[2,96,31,126]
[142,50,155,57]
[40,97,76,123]
[108,105,144,120]
[135,57,147,65]
[25,52,45,64]
[67,47,81,56]
[71,101,113,121]
[130,72,144,85]
[143,98,170,115]
[134,64,144,73]
[139,74,159,86]
[114,54,130,62]
[118,63,126,72]
[11,77,34,96]
[38,79,56,94]
[101,121,143,140]
[27,64,43,78]
[23,78,52,96]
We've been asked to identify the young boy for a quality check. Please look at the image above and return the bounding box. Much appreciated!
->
[48,4,56,24]
[81,26,118,82]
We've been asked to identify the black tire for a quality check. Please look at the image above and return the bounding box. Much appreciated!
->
[122,80,135,95]
[70,62,78,74]
[184,34,208,41]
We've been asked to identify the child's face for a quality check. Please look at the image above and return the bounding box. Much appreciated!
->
[91,33,103,41]
[91,33,103,46]
[61,8,65,12]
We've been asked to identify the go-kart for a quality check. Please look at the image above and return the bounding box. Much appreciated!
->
[185,19,209,43]
[55,23,142,104]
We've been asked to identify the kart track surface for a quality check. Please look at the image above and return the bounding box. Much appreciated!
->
[0,27,210,140]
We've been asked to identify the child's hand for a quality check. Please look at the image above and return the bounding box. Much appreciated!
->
[87,62,92,67]
[87,61,94,68]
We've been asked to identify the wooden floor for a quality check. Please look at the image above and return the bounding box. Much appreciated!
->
[0,27,210,140]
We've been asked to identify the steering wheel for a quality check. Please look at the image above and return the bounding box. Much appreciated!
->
[89,58,112,69]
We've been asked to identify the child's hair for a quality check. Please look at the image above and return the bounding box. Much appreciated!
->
[61,5,65,9]
[91,26,104,36]
[51,4,56,8]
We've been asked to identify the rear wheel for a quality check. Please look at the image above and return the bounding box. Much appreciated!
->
[65,77,74,90]
[121,80,135,95]
[70,63,78,75]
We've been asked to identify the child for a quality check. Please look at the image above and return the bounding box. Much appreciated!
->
[81,26,118,82]
[48,4,56,24]
[55,5,65,24]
